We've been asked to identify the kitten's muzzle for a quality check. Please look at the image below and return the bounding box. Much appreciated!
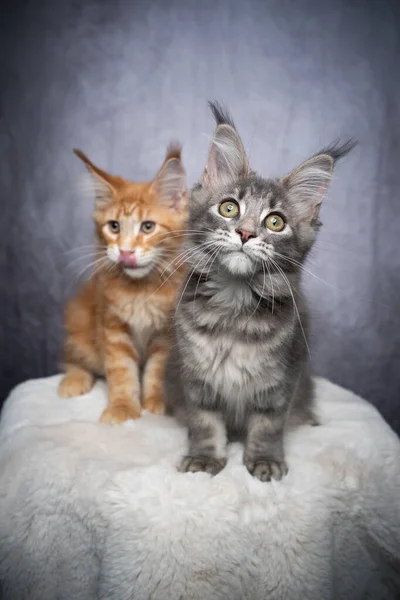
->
[118,251,137,268]
[235,228,256,244]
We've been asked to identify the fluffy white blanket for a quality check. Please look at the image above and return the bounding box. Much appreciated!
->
[0,375,399,600]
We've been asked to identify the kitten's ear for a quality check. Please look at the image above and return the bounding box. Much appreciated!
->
[203,101,248,187]
[282,154,334,219]
[150,144,187,211]
[73,149,117,208]
[282,140,355,221]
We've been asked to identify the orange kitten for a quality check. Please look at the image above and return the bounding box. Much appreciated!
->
[58,145,187,424]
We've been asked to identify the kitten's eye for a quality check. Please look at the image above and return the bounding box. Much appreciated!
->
[108,220,120,233]
[141,221,156,233]
[219,199,240,218]
[265,214,285,232]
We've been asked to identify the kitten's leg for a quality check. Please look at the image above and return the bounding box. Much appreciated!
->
[289,373,319,427]
[244,406,288,482]
[141,336,168,415]
[100,315,141,425]
[59,364,95,398]
[180,408,228,476]
[58,287,99,398]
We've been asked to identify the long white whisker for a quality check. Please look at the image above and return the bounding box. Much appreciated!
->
[192,245,221,316]
[104,261,118,277]
[273,251,339,290]
[153,234,208,249]
[73,256,109,282]
[159,241,218,277]
[270,258,310,357]
[315,238,363,256]
[65,251,106,269]
[152,229,212,243]
[93,259,115,278]
[145,245,215,301]
[174,253,210,318]
[244,261,266,327]
[63,244,106,255]
[265,259,274,314]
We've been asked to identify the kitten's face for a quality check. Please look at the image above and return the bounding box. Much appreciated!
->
[96,185,184,280]
[193,176,315,277]
[188,108,346,279]
[74,147,187,280]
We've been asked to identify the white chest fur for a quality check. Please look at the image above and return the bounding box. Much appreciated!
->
[112,294,167,356]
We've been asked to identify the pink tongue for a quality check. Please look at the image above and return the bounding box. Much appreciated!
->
[119,253,137,268]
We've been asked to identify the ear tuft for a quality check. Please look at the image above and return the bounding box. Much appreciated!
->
[314,138,357,164]
[164,142,182,161]
[208,100,236,129]
[73,149,116,208]
[203,102,248,187]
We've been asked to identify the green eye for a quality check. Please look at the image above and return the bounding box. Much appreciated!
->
[219,200,239,218]
[141,221,155,233]
[108,220,120,233]
[265,214,285,232]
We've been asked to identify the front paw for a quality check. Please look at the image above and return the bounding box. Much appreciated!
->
[179,456,227,476]
[142,394,166,416]
[58,371,94,398]
[244,457,288,482]
[100,404,141,425]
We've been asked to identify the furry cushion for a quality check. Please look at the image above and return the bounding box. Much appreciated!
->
[0,375,399,600]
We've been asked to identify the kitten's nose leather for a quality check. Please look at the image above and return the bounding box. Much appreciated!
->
[236,229,256,244]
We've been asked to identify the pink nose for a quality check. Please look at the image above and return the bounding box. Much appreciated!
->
[118,251,137,268]
[236,229,256,244]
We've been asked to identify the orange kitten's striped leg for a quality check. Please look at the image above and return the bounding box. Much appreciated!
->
[59,289,102,399]
[142,339,168,416]
[100,318,141,425]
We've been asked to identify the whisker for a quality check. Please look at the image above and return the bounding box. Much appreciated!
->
[192,245,221,315]
[269,258,310,357]
[63,244,107,255]
[155,244,215,289]
[153,233,207,248]
[174,253,210,318]
[244,261,266,326]
[103,261,118,277]
[265,259,274,314]
[159,241,218,278]
[64,251,105,270]
[274,250,391,310]
[273,252,334,289]
[72,256,109,283]
[94,259,115,278]
[144,245,214,301]
[316,238,364,256]
[153,263,168,284]
[152,229,212,242]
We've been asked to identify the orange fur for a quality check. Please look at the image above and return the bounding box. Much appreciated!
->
[59,145,188,424]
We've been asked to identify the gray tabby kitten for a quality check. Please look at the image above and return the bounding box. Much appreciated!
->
[165,102,354,482]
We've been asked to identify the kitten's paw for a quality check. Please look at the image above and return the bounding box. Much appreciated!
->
[142,394,166,416]
[244,458,288,482]
[100,404,141,425]
[179,456,227,476]
[58,371,94,398]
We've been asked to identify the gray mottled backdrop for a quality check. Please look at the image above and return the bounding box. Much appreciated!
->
[1,0,399,430]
